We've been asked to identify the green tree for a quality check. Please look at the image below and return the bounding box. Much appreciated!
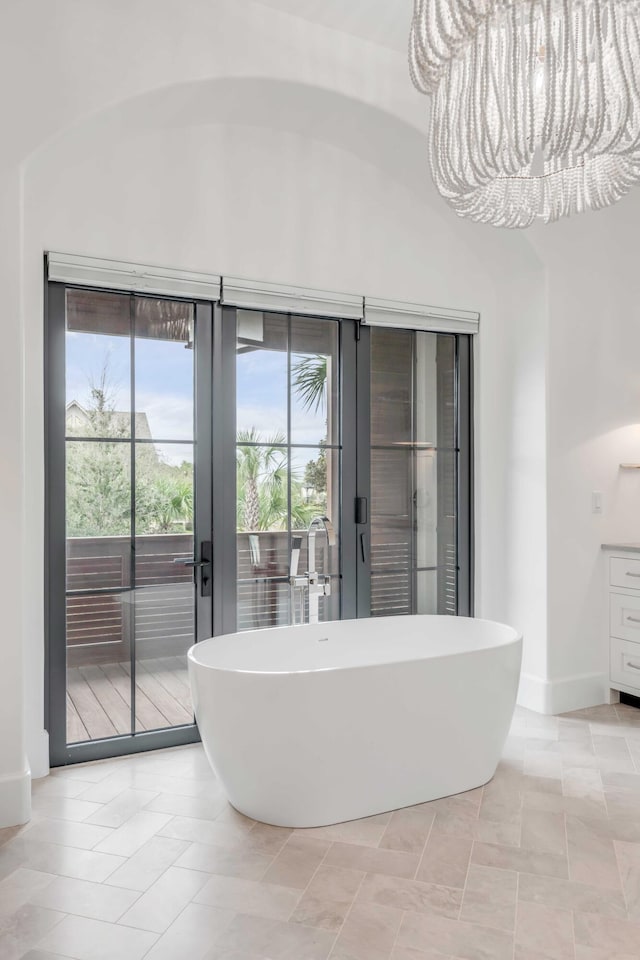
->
[291,354,327,413]
[66,367,193,537]
[236,429,316,531]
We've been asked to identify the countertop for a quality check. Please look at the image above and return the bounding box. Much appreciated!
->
[602,542,640,553]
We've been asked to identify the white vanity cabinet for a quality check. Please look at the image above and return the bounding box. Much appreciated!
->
[604,545,640,697]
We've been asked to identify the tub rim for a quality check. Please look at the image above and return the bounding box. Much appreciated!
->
[187,614,522,677]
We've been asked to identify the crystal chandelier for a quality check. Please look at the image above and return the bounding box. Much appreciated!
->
[409,0,640,228]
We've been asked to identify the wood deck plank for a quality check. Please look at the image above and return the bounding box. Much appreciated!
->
[139,656,193,713]
[78,665,131,735]
[128,661,192,728]
[100,661,168,732]
[66,657,192,743]
[67,667,118,741]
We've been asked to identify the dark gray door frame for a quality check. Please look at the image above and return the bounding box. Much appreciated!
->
[46,284,214,765]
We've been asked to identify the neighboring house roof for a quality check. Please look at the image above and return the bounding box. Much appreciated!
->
[66,400,153,440]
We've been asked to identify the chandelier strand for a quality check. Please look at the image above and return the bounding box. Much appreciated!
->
[410,0,640,226]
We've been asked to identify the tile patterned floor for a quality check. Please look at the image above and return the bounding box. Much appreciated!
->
[2,703,640,959]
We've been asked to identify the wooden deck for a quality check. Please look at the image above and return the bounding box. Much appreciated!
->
[66,655,193,743]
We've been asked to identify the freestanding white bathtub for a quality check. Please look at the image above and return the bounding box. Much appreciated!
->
[188,615,522,828]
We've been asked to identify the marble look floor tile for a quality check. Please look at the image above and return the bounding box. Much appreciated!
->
[20,951,78,960]
[415,828,473,888]
[614,840,640,920]
[562,767,605,803]
[0,904,66,960]
[574,949,639,960]
[20,819,114,852]
[520,809,567,856]
[472,819,522,847]
[604,787,640,820]
[426,790,482,820]
[243,823,293,857]
[92,812,172,858]
[118,864,209,933]
[459,864,517,931]
[261,835,329,889]
[523,751,564,780]
[26,797,104,824]
[215,912,335,960]
[566,815,622,889]
[290,894,351,932]
[591,736,634,763]
[297,817,389,848]
[142,902,235,960]
[628,741,640,773]
[379,807,435,854]
[397,911,514,960]
[601,771,640,792]
[306,865,365,902]
[471,841,568,879]
[324,841,419,880]
[8,839,125,883]
[194,874,301,920]
[27,875,140,923]
[35,913,158,960]
[391,949,463,960]
[478,780,521,825]
[573,911,640,953]
[357,872,462,919]
[102,835,188,891]
[143,792,227,822]
[518,871,627,918]
[32,778,96,800]
[523,791,607,820]
[515,900,574,960]
[0,868,56,918]
[84,789,160,828]
[175,841,274,880]
[157,814,247,847]
[330,901,403,960]
[572,816,640,843]
[521,775,563,795]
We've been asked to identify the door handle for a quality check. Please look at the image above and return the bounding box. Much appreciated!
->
[174,541,212,597]
[360,532,368,564]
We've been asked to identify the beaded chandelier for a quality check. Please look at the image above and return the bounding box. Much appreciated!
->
[409,0,640,228]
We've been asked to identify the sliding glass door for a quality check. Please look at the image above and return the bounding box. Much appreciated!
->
[47,288,472,764]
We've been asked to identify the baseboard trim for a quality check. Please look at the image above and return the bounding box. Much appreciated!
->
[0,767,31,828]
[28,729,50,781]
[518,671,609,715]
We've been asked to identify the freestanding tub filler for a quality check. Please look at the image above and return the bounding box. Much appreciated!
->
[188,615,522,828]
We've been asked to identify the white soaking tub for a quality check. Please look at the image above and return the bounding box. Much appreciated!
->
[188,615,522,828]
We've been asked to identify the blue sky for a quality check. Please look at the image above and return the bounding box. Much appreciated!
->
[67,334,330,467]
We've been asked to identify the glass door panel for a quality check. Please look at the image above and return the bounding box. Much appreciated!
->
[61,289,205,755]
[236,311,341,629]
[369,326,459,617]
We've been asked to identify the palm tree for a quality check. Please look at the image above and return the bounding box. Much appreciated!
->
[237,429,287,531]
[236,429,318,531]
[291,355,327,413]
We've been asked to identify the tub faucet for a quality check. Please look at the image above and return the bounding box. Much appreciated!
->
[289,517,336,625]
[307,516,336,625]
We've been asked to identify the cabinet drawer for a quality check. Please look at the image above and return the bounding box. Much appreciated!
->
[611,636,640,691]
[610,556,640,589]
[610,592,640,641]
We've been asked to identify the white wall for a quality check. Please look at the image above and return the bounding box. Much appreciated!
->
[1,0,547,825]
[530,193,640,712]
